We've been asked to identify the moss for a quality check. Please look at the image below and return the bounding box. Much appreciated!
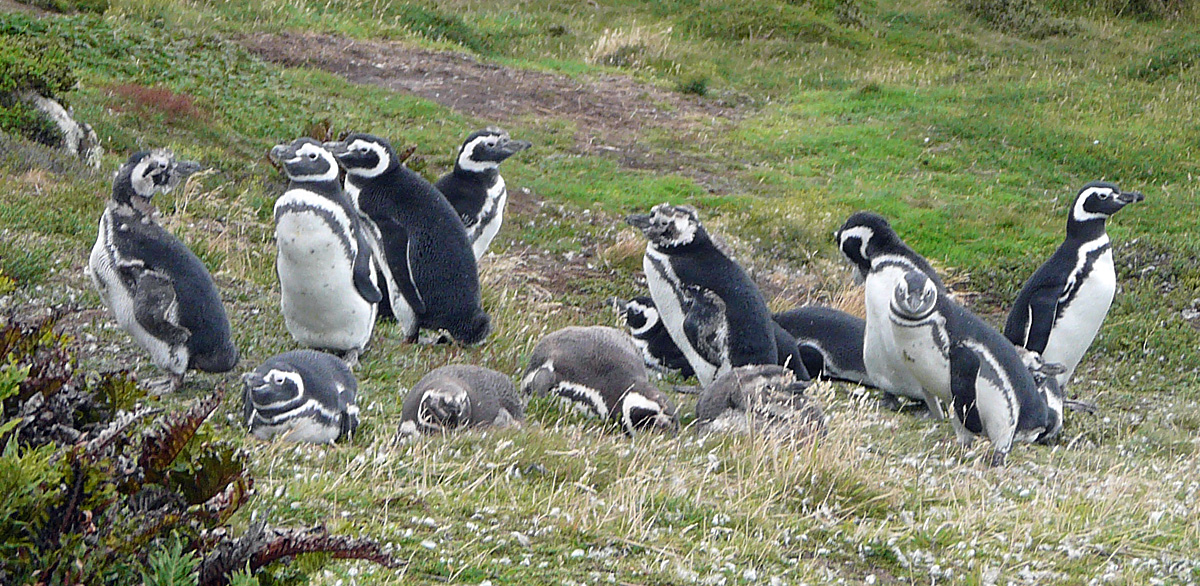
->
[0,35,76,145]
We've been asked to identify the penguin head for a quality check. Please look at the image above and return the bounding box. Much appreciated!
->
[626,203,706,250]
[269,138,340,183]
[1071,181,1144,224]
[417,386,473,432]
[618,385,678,436]
[835,212,896,280]
[622,296,660,337]
[456,127,531,172]
[243,367,305,409]
[113,149,201,205]
[890,269,938,321]
[323,133,396,178]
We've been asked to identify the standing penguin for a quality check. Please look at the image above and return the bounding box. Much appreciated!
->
[835,212,945,416]
[620,296,696,378]
[890,270,1064,465]
[694,364,825,440]
[520,326,677,436]
[772,307,875,387]
[398,365,524,438]
[434,127,531,260]
[242,349,359,444]
[87,150,238,392]
[627,204,784,387]
[270,138,382,364]
[325,133,491,345]
[1004,181,1144,389]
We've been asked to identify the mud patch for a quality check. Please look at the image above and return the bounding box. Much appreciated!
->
[238,31,743,192]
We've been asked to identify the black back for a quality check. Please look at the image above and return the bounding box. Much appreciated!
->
[772,306,867,383]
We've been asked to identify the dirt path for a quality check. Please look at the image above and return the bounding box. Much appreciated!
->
[239,32,745,193]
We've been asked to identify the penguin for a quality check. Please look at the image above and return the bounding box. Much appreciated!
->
[835,211,946,416]
[627,204,789,388]
[269,138,382,364]
[520,326,677,436]
[397,364,524,438]
[87,149,238,392]
[1004,181,1144,390]
[325,133,491,345]
[772,307,875,387]
[889,269,1063,466]
[434,127,531,260]
[620,296,695,378]
[241,349,359,444]
[694,364,825,440]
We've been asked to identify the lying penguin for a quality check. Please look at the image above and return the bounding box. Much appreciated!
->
[242,350,359,444]
[694,364,825,440]
[521,326,677,436]
[398,364,524,438]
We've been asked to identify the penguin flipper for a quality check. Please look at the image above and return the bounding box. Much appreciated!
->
[351,225,383,304]
[132,270,191,346]
[380,222,426,315]
[796,344,826,380]
[1019,287,1061,355]
[771,322,811,381]
[681,286,726,368]
[949,344,983,435]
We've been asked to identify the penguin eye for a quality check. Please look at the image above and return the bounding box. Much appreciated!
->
[1097,191,1111,200]
[307,152,318,160]
[359,146,369,154]
[271,373,288,385]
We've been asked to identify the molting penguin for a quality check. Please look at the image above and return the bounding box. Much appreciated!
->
[520,326,677,436]
[242,349,359,444]
[87,149,238,392]
[325,133,491,345]
[1004,181,1144,390]
[270,138,382,364]
[435,127,531,260]
[890,270,1061,466]
[398,364,524,438]
[694,364,825,440]
[627,204,785,387]
[620,296,695,378]
[772,307,874,387]
[835,212,946,416]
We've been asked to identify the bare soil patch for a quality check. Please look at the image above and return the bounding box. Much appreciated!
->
[239,32,744,192]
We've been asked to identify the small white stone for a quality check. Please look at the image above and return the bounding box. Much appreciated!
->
[570,549,585,558]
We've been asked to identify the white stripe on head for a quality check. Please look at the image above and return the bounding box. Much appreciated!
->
[343,139,391,178]
[620,390,663,432]
[286,142,340,183]
[458,136,500,172]
[1072,186,1114,222]
[252,369,306,409]
[839,225,874,262]
[627,303,659,336]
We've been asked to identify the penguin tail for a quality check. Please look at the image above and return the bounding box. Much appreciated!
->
[451,311,492,346]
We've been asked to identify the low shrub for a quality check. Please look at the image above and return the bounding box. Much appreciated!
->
[0,34,75,145]
[957,0,1080,39]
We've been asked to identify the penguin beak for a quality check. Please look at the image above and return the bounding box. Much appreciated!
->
[1117,190,1145,205]
[173,160,203,177]
[269,143,294,163]
[626,213,653,231]
[323,141,349,157]
[498,138,532,158]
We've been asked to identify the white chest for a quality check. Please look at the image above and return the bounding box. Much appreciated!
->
[889,314,952,403]
[471,177,506,260]
[643,248,721,386]
[862,265,925,399]
[1044,248,1116,386]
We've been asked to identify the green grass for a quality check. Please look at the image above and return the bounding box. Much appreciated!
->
[2,0,1199,583]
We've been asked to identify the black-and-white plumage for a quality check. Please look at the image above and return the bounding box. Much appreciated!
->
[398,364,524,438]
[520,326,677,435]
[435,127,531,260]
[270,138,381,364]
[620,296,695,378]
[1004,181,1143,389]
[694,365,825,440]
[836,212,946,416]
[772,307,874,387]
[890,270,1063,466]
[87,149,238,392]
[627,204,785,387]
[325,133,491,345]
[241,350,359,444]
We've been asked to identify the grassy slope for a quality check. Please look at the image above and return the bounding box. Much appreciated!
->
[2,0,1199,583]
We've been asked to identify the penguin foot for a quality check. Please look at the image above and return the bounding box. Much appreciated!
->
[877,392,905,412]
[342,349,361,369]
[672,385,702,395]
[989,450,1008,467]
[1064,399,1098,414]
[145,373,183,395]
[415,332,452,345]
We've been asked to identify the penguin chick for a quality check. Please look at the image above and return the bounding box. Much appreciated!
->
[242,350,359,444]
[620,296,695,378]
[435,127,531,260]
[398,364,524,438]
[1005,181,1144,390]
[695,364,825,440]
[521,326,677,436]
[87,149,237,393]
